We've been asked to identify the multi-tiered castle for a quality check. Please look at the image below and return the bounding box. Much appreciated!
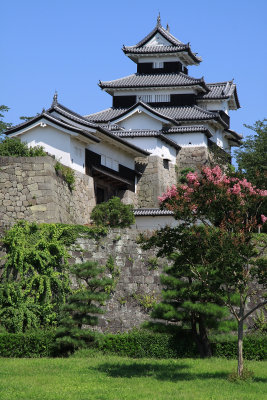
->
[6,16,241,228]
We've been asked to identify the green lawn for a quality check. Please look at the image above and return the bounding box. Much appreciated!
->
[0,354,266,400]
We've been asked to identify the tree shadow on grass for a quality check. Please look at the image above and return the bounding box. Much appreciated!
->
[92,361,230,382]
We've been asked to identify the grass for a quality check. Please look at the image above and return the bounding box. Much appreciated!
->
[0,353,266,400]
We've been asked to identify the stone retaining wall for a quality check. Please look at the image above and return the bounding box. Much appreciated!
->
[136,155,177,208]
[0,156,96,229]
[69,228,166,332]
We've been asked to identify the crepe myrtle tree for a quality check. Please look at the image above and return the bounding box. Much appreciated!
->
[143,166,267,377]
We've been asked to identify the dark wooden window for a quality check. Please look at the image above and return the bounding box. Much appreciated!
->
[137,63,153,73]
[164,62,183,73]
[170,94,196,106]
[113,96,136,108]
[163,159,169,170]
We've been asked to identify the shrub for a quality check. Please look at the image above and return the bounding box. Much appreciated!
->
[55,161,75,191]
[94,331,266,360]
[91,197,135,228]
[0,331,55,358]
[211,334,267,360]
[95,330,197,358]
[0,137,46,157]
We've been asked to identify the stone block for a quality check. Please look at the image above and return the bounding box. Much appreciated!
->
[30,204,47,212]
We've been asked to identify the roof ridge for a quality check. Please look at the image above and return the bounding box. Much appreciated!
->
[84,107,122,118]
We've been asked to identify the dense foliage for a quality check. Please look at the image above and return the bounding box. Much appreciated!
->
[0,105,12,138]
[54,161,75,191]
[0,330,55,358]
[0,137,46,157]
[0,329,265,360]
[235,119,267,190]
[142,166,267,376]
[55,261,113,355]
[91,196,135,228]
[0,221,107,333]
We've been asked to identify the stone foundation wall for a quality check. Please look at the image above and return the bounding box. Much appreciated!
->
[0,156,96,229]
[135,156,177,208]
[177,146,210,173]
[69,228,166,332]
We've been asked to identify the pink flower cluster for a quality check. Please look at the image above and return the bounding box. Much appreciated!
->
[261,215,267,224]
[158,185,178,203]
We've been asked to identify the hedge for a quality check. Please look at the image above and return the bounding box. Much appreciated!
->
[211,334,267,361]
[95,330,197,358]
[0,330,266,360]
[0,331,55,358]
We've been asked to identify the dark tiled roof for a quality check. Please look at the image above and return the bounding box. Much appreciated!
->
[197,82,240,109]
[99,73,208,92]
[134,208,174,216]
[86,107,129,122]
[85,102,225,128]
[163,125,213,138]
[152,105,219,122]
[225,128,243,140]
[123,22,201,64]
[124,45,187,53]
[135,22,185,47]
[6,112,100,143]
[6,100,150,157]
[49,102,99,128]
[49,103,149,155]
[111,130,181,150]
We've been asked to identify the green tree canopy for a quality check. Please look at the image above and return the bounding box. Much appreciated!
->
[235,119,267,190]
[142,166,267,377]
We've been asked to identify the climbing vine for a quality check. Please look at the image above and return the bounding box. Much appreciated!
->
[0,221,107,332]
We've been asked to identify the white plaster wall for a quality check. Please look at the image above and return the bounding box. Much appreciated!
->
[209,130,230,152]
[145,33,172,47]
[133,215,178,230]
[114,87,198,97]
[70,139,86,173]
[122,137,176,163]
[199,100,229,114]
[168,132,207,147]
[88,141,135,170]
[117,112,163,130]
[18,125,71,167]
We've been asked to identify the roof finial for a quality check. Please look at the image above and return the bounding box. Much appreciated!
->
[42,107,46,113]
[157,12,161,27]
[166,23,170,32]
[52,90,58,105]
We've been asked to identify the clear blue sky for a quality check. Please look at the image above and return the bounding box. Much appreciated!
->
[1,0,267,141]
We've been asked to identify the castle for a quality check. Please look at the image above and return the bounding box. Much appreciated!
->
[5,16,241,229]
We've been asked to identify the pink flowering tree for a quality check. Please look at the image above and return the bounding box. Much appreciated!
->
[150,166,267,377]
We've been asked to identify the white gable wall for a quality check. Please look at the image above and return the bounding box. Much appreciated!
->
[145,33,172,47]
[117,112,163,130]
[18,125,72,167]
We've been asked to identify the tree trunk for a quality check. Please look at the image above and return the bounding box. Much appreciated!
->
[191,314,205,358]
[199,316,212,358]
[237,319,244,377]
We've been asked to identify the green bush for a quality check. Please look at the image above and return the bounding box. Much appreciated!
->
[0,331,55,358]
[91,197,135,228]
[95,330,197,358]
[0,137,46,157]
[211,334,267,360]
[94,331,266,360]
[55,161,75,191]
[0,329,265,359]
